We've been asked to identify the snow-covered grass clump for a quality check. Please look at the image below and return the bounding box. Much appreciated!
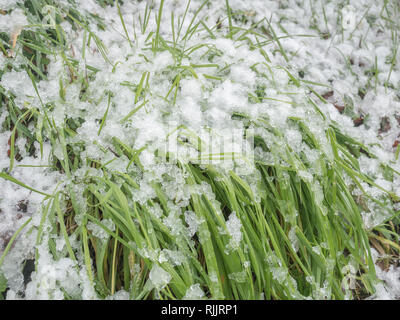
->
[0,0,399,300]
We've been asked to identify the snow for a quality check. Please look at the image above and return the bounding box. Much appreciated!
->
[0,0,399,300]
[0,70,36,107]
[158,249,186,267]
[106,290,130,300]
[149,265,171,290]
[184,210,201,238]
[225,212,243,250]
[183,283,205,300]
[87,219,115,241]
[0,8,27,33]
[368,249,400,300]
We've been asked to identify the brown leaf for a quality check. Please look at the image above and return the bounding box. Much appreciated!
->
[370,238,386,256]
[353,116,364,127]
[322,91,334,99]
[334,103,345,113]
[379,116,391,134]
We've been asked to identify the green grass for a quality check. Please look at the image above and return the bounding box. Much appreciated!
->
[0,0,399,300]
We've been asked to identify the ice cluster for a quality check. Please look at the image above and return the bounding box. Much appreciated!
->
[0,0,399,300]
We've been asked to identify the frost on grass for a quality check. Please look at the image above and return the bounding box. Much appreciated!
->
[0,0,399,300]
